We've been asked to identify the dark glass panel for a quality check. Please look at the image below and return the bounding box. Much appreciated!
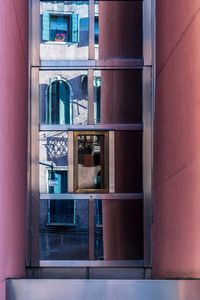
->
[40,199,89,260]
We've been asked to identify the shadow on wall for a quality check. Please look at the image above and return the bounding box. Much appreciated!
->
[46,135,67,166]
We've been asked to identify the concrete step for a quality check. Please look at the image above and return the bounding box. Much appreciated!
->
[6,279,200,300]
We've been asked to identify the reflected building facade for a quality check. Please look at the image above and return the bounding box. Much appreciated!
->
[40,1,89,60]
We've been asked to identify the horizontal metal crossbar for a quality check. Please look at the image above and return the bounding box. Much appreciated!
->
[40,124,143,131]
[40,193,143,200]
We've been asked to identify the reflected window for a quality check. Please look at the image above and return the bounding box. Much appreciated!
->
[47,79,70,125]
[43,12,79,43]
[48,200,76,225]
[40,71,88,126]
[94,76,101,123]
[47,171,76,226]
[40,1,89,60]
[39,131,68,194]
[40,199,89,260]
[74,132,109,192]
[94,16,99,45]
[48,170,68,194]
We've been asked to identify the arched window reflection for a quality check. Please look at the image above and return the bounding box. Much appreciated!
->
[94,75,101,123]
[46,78,70,124]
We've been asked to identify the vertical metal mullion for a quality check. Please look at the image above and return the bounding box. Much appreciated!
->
[30,67,40,266]
[109,131,115,193]
[143,0,152,66]
[49,78,52,124]
[73,200,76,224]
[31,0,40,66]
[143,0,155,269]
[143,67,153,268]
[88,69,94,125]
[68,131,74,193]
[27,0,33,266]
[89,0,95,60]
[89,198,95,260]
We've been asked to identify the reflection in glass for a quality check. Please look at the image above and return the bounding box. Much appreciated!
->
[94,16,99,45]
[94,2,99,60]
[48,15,71,43]
[94,200,143,260]
[40,199,89,260]
[95,199,103,259]
[94,71,101,124]
[48,170,68,194]
[97,1,142,59]
[95,70,142,124]
[40,71,88,125]
[48,200,76,225]
[47,79,70,125]
[77,134,105,191]
[39,131,68,193]
[40,1,89,60]
[115,131,143,193]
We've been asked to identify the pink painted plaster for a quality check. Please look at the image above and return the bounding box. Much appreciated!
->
[0,0,28,298]
[156,0,200,74]
[153,1,200,278]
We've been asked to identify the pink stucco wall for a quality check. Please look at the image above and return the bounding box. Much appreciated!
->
[0,0,28,298]
[153,1,200,278]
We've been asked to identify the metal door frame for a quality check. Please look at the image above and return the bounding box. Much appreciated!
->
[28,0,155,271]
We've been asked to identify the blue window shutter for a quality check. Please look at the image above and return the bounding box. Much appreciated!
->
[54,173,62,194]
[43,11,50,41]
[71,14,79,43]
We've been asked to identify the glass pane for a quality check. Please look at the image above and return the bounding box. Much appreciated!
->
[77,134,106,191]
[94,199,103,259]
[94,70,101,124]
[39,70,88,125]
[95,199,143,260]
[94,2,99,60]
[40,199,89,260]
[115,131,143,193]
[94,70,142,124]
[39,131,68,193]
[94,16,99,45]
[95,1,142,60]
[40,1,89,60]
